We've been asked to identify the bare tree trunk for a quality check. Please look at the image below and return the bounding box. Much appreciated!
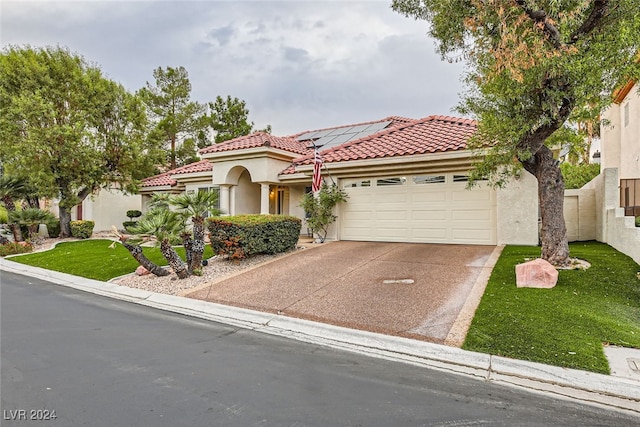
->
[0,233,10,245]
[59,207,72,238]
[189,217,206,273]
[181,233,194,272]
[160,239,189,279]
[2,196,22,242]
[120,238,169,277]
[521,145,570,266]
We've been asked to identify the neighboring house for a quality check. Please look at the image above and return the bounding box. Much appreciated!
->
[143,115,540,246]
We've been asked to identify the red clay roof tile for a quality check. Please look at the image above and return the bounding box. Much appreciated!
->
[141,160,213,187]
[283,115,477,174]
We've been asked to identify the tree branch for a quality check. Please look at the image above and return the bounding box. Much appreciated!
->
[569,0,609,44]
[515,0,562,49]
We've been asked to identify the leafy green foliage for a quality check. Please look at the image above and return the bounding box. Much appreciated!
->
[392,1,640,264]
[560,163,600,189]
[70,220,95,239]
[463,242,640,374]
[207,214,301,260]
[206,95,271,145]
[126,210,142,220]
[0,46,160,237]
[0,242,33,257]
[299,183,348,243]
[47,220,60,238]
[7,239,213,281]
[0,206,7,224]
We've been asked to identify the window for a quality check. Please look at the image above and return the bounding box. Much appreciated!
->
[413,175,445,185]
[343,180,371,188]
[453,175,469,182]
[376,177,406,186]
[624,103,630,127]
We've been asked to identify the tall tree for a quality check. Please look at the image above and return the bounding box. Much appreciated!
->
[392,0,640,265]
[0,46,158,237]
[138,66,206,168]
[206,95,271,145]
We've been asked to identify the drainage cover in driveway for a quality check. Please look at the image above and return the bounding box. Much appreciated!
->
[382,279,415,285]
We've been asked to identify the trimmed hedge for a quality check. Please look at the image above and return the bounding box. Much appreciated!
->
[207,214,302,260]
[70,220,95,239]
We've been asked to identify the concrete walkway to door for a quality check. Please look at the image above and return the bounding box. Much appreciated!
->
[186,241,502,345]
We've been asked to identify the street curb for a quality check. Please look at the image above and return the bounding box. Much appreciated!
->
[2,258,639,415]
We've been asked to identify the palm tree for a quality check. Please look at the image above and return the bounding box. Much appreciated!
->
[130,209,190,279]
[0,175,27,241]
[8,208,55,241]
[110,226,169,277]
[170,190,221,273]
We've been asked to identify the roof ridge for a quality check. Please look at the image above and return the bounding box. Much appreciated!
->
[287,116,418,139]
[289,114,476,165]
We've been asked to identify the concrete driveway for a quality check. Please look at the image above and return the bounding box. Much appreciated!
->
[186,241,501,345]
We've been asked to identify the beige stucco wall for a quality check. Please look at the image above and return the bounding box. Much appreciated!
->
[496,172,539,245]
[213,157,293,186]
[82,188,141,232]
[234,170,260,214]
[563,188,596,241]
[601,83,640,179]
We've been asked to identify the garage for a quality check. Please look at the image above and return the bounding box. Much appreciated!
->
[339,173,497,245]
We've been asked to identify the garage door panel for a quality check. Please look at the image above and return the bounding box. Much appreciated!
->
[451,209,492,221]
[451,189,491,202]
[340,174,496,245]
[409,191,447,202]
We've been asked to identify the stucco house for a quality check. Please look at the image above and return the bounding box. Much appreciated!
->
[140,115,539,246]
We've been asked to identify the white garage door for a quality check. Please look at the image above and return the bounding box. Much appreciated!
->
[340,173,497,245]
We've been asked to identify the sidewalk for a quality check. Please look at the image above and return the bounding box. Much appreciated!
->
[1,256,639,415]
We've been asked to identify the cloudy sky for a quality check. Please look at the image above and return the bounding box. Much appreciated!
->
[1,0,467,135]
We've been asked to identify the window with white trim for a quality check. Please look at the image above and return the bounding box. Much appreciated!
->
[413,175,445,185]
[376,177,406,186]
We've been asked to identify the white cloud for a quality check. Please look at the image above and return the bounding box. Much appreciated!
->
[1,0,466,134]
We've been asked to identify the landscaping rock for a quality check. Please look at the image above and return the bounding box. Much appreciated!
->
[135,266,151,276]
[515,258,558,289]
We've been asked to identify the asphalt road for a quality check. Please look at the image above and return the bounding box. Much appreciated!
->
[2,271,638,427]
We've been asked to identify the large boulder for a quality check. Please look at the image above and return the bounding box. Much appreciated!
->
[515,258,558,289]
[135,265,151,276]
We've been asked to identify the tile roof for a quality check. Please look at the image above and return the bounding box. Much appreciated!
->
[283,115,477,174]
[286,116,417,140]
[199,132,309,156]
[141,160,213,188]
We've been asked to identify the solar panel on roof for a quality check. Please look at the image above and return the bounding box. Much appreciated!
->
[364,121,392,132]
[297,131,319,141]
[320,133,353,149]
[345,124,372,133]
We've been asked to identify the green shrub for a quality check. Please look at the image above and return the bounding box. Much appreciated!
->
[0,206,7,224]
[70,220,95,239]
[207,214,301,260]
[0,242,33,256]
[126,210,142,220]
[560,163,601,189]
[122,221,138,232]
[636,216,640,227]
[47,219,61,238]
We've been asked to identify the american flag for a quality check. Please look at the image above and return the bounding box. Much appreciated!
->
[312,149,323,192]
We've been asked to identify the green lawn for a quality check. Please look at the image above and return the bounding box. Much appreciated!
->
[463,241,640,374]
[8,239,214,282]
